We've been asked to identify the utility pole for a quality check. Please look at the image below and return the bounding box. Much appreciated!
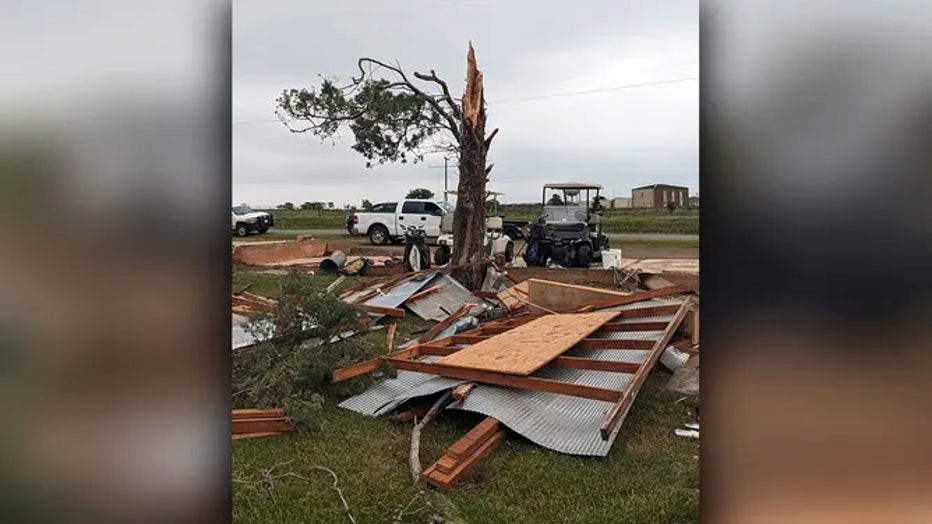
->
[443,157,449,202]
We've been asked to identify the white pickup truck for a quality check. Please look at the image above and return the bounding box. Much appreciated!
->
[231,204,274,236]
[351,199,453,244]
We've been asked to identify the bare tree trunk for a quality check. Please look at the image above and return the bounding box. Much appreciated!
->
[452,42,489,291]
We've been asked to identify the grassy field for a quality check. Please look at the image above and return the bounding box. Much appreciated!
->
[232,268,700,523]
[261,206,699,235]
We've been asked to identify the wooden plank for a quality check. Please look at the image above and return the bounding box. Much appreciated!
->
[451,334,491,344]
[550,356,643,374]
[363,305,406,318]
[233,431,288,441]
[232,408,284,419]
[614,304,681,318]
[406,284,443,303]
[600,298,693,440]
[386,323,397,352]
[331,345,421,382]
[385,357,622,402]
[423,430,504,489]
[446,417,501,460]
[232,418,295,434]
[600,321,671,332]
[565,285,691,312]
[416,303,472,343]
[577,338,656,350]
[419,345,460,357]
[472,290,500,299]
[496,280,530,309]
[526,278,637,311]
[689,307,700,346]
[435,455,459,475]
[438,312,619,375]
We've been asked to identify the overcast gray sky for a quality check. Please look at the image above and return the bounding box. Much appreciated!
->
[233,1,697,207]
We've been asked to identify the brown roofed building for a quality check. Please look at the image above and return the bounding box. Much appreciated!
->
[631,184,689,209]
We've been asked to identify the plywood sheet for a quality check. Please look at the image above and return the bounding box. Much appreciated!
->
[526,279,633,311]
[438,312,618,375]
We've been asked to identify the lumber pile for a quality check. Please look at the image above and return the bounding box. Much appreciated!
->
[232,408,295,440]
[422,417,504,489]
[232,291,277,315]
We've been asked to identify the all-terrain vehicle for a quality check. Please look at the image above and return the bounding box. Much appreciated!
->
[523,183,610,267]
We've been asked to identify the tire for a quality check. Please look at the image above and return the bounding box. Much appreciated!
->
[434,244,451,265]
[368,225,390,245]
[504,240,515,262]
[236,223,249,237]
[576,243,593,267]
[259,227,269,234]
[504,226,523,241]
[404,243,431,272]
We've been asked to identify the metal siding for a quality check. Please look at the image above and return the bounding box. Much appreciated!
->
[338,355,465,416]
[405,273,491,321]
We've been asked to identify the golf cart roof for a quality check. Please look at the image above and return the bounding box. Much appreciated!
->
[544,183,603,190]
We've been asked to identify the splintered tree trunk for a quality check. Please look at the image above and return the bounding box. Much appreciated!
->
[452,43,489,291]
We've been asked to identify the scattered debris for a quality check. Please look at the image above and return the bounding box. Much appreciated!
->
[232,408,296,440]
[666,354,700,395]
[422,417,504,489]
[674,427,700,439]
[409,391,453,483]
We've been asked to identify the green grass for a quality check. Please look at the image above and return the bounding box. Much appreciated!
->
[260,206,699,235]
[232,269,699,523]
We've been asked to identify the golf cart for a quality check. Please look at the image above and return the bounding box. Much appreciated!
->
[433,190,515,266]
[523,183,610,267]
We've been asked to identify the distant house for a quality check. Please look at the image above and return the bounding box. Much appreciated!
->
[631,184,689,209]
[610,197,631,209]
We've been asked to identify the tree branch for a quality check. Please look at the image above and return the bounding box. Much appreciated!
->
[484,128,499,149]
[357,58,461,142]
[413,69,463,121]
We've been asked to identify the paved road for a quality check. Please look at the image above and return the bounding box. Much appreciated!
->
[270,228,698,242]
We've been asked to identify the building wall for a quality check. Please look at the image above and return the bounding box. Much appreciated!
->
[632,189,655,208]
[633,187,690,208]
[610,197,631,209]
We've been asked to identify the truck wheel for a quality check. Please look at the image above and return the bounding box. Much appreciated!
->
[259,227,269,234]
[576,244,593,267]
[368,225,389,245]
[434,244,451,265]
[504,240,515,262]
[236,223,249,237]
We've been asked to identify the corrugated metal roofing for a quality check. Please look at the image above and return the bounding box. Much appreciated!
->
[405,273,491,322]
[448,362,634,456]
[232,313,257,350]
[338,296,685,456]
[338,355,466,416]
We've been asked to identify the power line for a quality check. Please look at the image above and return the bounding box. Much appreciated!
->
[487,76,697,104]
[232,76,696,124]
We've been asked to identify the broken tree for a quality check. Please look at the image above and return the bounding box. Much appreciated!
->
[276,42,498,291]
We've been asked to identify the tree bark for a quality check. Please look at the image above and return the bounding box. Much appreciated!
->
[452,42,489,291]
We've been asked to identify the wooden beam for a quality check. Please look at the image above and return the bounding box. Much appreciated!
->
[689,307,700,346]
[406,284,443,303]
[479,325,515,335]
[385,357,622,402]
[451,334,491,344]
[386,323,397,352]
[419,345,460,357]
[564,285,691,312]
[331,345,421,382]
[232,408,285,419]
[232,418,296,434]
[472,290,500,299]
[577,338,656,350]
[417,303,472,343]
[550,356,642,374]
[600,321,671,332]
[614,304,681,318]
[446,417,501,461]
[362,304,406,318]
[600,297,694,440]
[423,430,504,489]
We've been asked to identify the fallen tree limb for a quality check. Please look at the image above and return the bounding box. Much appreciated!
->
[410,390,452,483]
